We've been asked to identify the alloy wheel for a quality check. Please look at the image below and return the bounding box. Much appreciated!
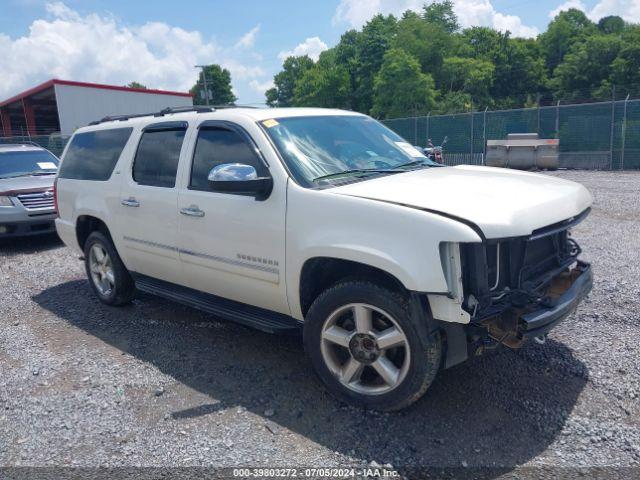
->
[320,303,410,395]
[89,244,115,296]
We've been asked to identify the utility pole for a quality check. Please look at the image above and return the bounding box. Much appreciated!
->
[195,65,210,105]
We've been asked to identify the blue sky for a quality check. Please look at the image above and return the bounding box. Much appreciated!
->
[0,0,635,104]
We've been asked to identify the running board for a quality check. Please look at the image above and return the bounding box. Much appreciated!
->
[133,274,302,335]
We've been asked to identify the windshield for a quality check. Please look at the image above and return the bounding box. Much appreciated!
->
[0,150,59,179]
[261,115,439,186]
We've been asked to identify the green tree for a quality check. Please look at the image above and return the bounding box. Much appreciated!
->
[598,16,625,35]
[332,29,361,109]
[393,11,452,77]
[540,9,596,73]
[371,48,437,119]
[353,14,398,113]
[552,35,622,99]
[293,51,351,108]
[265,55,315,107]
[492,37,548,107]
[190,64,236,105]
[437,91,472,114]
[459,28,547,107]
[441,56,494,105]
[126,81,147,89]
[265,1,636,117]
[422,0,459,33]
[611,28,640,88]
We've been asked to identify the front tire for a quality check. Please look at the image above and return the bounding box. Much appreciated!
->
[84,231,135,306]
[303,281,441,411]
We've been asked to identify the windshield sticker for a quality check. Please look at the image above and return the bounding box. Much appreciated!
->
[37,162,57,169]
[262,119,279,128]
[394,142,425,157]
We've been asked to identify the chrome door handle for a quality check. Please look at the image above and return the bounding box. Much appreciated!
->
[121,197,140,207]
[180,206,205,217]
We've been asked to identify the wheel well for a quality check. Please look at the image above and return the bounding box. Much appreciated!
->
[76,215,111,250]
[299,257,408,317]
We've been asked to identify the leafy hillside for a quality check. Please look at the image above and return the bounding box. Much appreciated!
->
[266,1,640,118]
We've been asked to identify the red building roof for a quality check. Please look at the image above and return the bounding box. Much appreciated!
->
[0,79,192,108]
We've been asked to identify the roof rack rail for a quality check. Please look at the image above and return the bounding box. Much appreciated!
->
[89,106,217,126]
[210,103,259,109]
[153,106,215,116]
[89,112,156,125]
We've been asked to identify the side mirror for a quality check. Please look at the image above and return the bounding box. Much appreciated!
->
[207,163,273,201]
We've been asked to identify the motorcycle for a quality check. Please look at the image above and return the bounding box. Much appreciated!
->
[423,136,448,164]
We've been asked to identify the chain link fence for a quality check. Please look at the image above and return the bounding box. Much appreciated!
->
[0,134,70,157]
[383,98,640,170]
[1,98,638,169]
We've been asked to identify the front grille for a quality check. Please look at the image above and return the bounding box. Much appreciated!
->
[16,191,55,211]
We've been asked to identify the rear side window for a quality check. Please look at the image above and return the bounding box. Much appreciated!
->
[133,128,186,188]
[58,128,132,181]
[190,127,267,191]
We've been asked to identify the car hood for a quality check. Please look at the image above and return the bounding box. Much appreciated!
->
[0,175,56,195]
[331,165,593,239]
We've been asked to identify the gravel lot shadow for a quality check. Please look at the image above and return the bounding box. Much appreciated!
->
[0,233,62,256]
[34,279,588,475]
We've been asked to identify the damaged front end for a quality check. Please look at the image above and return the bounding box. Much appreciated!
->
[460,208,593,354]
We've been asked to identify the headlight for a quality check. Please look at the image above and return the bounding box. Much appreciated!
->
[0,196,14,206]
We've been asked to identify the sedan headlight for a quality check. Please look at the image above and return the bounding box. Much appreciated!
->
[0,196,14,207]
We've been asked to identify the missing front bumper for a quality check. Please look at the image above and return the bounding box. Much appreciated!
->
[520,261,592,338]
[481,261,592,349]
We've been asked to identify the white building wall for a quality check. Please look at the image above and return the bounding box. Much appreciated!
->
[54,84,192,135]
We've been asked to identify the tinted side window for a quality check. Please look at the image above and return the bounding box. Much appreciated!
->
[190,127,267,191]
[132,129,186,188]
[58,128,132,181]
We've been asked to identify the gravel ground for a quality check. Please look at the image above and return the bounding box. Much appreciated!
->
[1,170,639,477]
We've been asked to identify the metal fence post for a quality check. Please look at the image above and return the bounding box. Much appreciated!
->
[609,85,616,170]
[536,93,541,134]
[555,100,561,138]
[621,94,630,170]
[470,109,474,159]
[413,106,418,145]
[483,107,488,165]
[426,112,430,144]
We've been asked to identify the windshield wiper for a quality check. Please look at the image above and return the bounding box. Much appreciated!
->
[395,159,441,169]
[313,168,404,183]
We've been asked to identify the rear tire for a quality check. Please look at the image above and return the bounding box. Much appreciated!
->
[303,280,441,411]
[84,231,135,306]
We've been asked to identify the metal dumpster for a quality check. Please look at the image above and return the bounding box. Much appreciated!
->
[485,133,559,170]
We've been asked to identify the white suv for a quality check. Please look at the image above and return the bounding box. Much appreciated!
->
[55,106,593,410]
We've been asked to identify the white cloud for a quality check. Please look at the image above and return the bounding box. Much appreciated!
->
[249,79,274,95]
[235,24,260,49]
[0,2,268,101]
[333,0,424,27]
[278,37,328,62]
[549,0,586,19]
[332,0,539,37]
[549,0,640,22]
